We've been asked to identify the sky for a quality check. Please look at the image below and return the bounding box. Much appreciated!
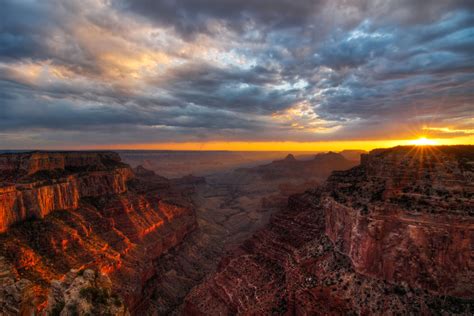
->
[0,0,473,151]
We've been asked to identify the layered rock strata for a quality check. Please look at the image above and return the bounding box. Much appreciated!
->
[0,151,124,176]
[0,152,197,314]
[325,145,473,296]
[184,146,474,314]
[0,152,133,233]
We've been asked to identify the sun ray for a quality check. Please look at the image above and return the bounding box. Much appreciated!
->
[409,137,438,146]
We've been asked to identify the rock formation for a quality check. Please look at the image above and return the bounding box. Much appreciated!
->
[1,146,472,314]
[338,149,367,162]
[238,151,358,180]
[0,152,197,314]
[0,151,124,177]
[325,145,473,297]
[46,268,128,316]
[0,257,38,315]
[0,151,133,233]
[184,146,474,314]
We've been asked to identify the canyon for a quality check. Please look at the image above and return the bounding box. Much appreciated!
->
[0,146,472,315]
[185,146,474,314]
[130,151,357,314]
[0,152,197,314]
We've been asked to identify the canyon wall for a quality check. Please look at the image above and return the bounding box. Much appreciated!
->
[0,151,123,176]
[0,152,133,233]
[325,145,474,297]
[185,146,474,314]
[0,152,198,314]
[324,198,473,297]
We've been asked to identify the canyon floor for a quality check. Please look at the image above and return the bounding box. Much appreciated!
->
[135,168,322,314]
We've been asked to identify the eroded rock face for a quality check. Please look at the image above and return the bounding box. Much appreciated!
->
[185,191,474,315]
[46,269,128,316]
[184,146,474,314]
[0,151,123,176]
[0,193,195,312]
[325,145,474,297]
[324,198,473,297]
[0,153,198,313]
[0,152,134,233]
[0,257,38,315]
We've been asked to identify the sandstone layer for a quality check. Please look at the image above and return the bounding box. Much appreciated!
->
[0,151,133,233]
[0,153,198,314]
[0,151,124,177]
[325,145,473,297]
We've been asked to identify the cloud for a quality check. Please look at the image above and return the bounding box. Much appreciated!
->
[0,0,473,148]
[121,0,325,38]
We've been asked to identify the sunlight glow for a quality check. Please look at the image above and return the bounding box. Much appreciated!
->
[66,134,474,152]
[409,137,438,146]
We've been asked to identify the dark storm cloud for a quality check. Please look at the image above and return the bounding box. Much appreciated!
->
[0,82,263,132]
[153,62,303,114]
[123,0,474,35]
[0,0,473,148]
[121,0,323,38]
[310,11,474,126]
[0,1,70,61]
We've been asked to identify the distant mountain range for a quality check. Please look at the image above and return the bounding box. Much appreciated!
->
[237,151,359,180]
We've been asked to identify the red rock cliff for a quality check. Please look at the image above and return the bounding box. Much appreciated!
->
[0,153,197,314]
[0,151,123,176]
[0,152,134,233]
[324,145,473,297]
[184,145,474,315]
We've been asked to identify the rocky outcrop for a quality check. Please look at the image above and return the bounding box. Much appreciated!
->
[0,192,195,312]
[46,268,128,316]
[338,149,367,162]
[325,145,474,297]
[284,154,296,161]
[0,257,38,315]
[0,151,123,177]
[185,190,473,314]
[0,152,134,233]
[184,145,474,314]
[0,153,198,313]
[324,198,473,297]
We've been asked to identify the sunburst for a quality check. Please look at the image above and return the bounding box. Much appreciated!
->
[409,137,438,146]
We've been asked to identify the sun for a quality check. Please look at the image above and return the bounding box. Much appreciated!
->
[409,137,438,146]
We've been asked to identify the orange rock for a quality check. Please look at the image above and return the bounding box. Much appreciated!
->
[0,152,198,312]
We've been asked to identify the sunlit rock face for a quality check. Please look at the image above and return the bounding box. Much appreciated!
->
[0,152,134,233]
[0,151,124,176]
[0,153,197,313]
[184,146,474,314]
